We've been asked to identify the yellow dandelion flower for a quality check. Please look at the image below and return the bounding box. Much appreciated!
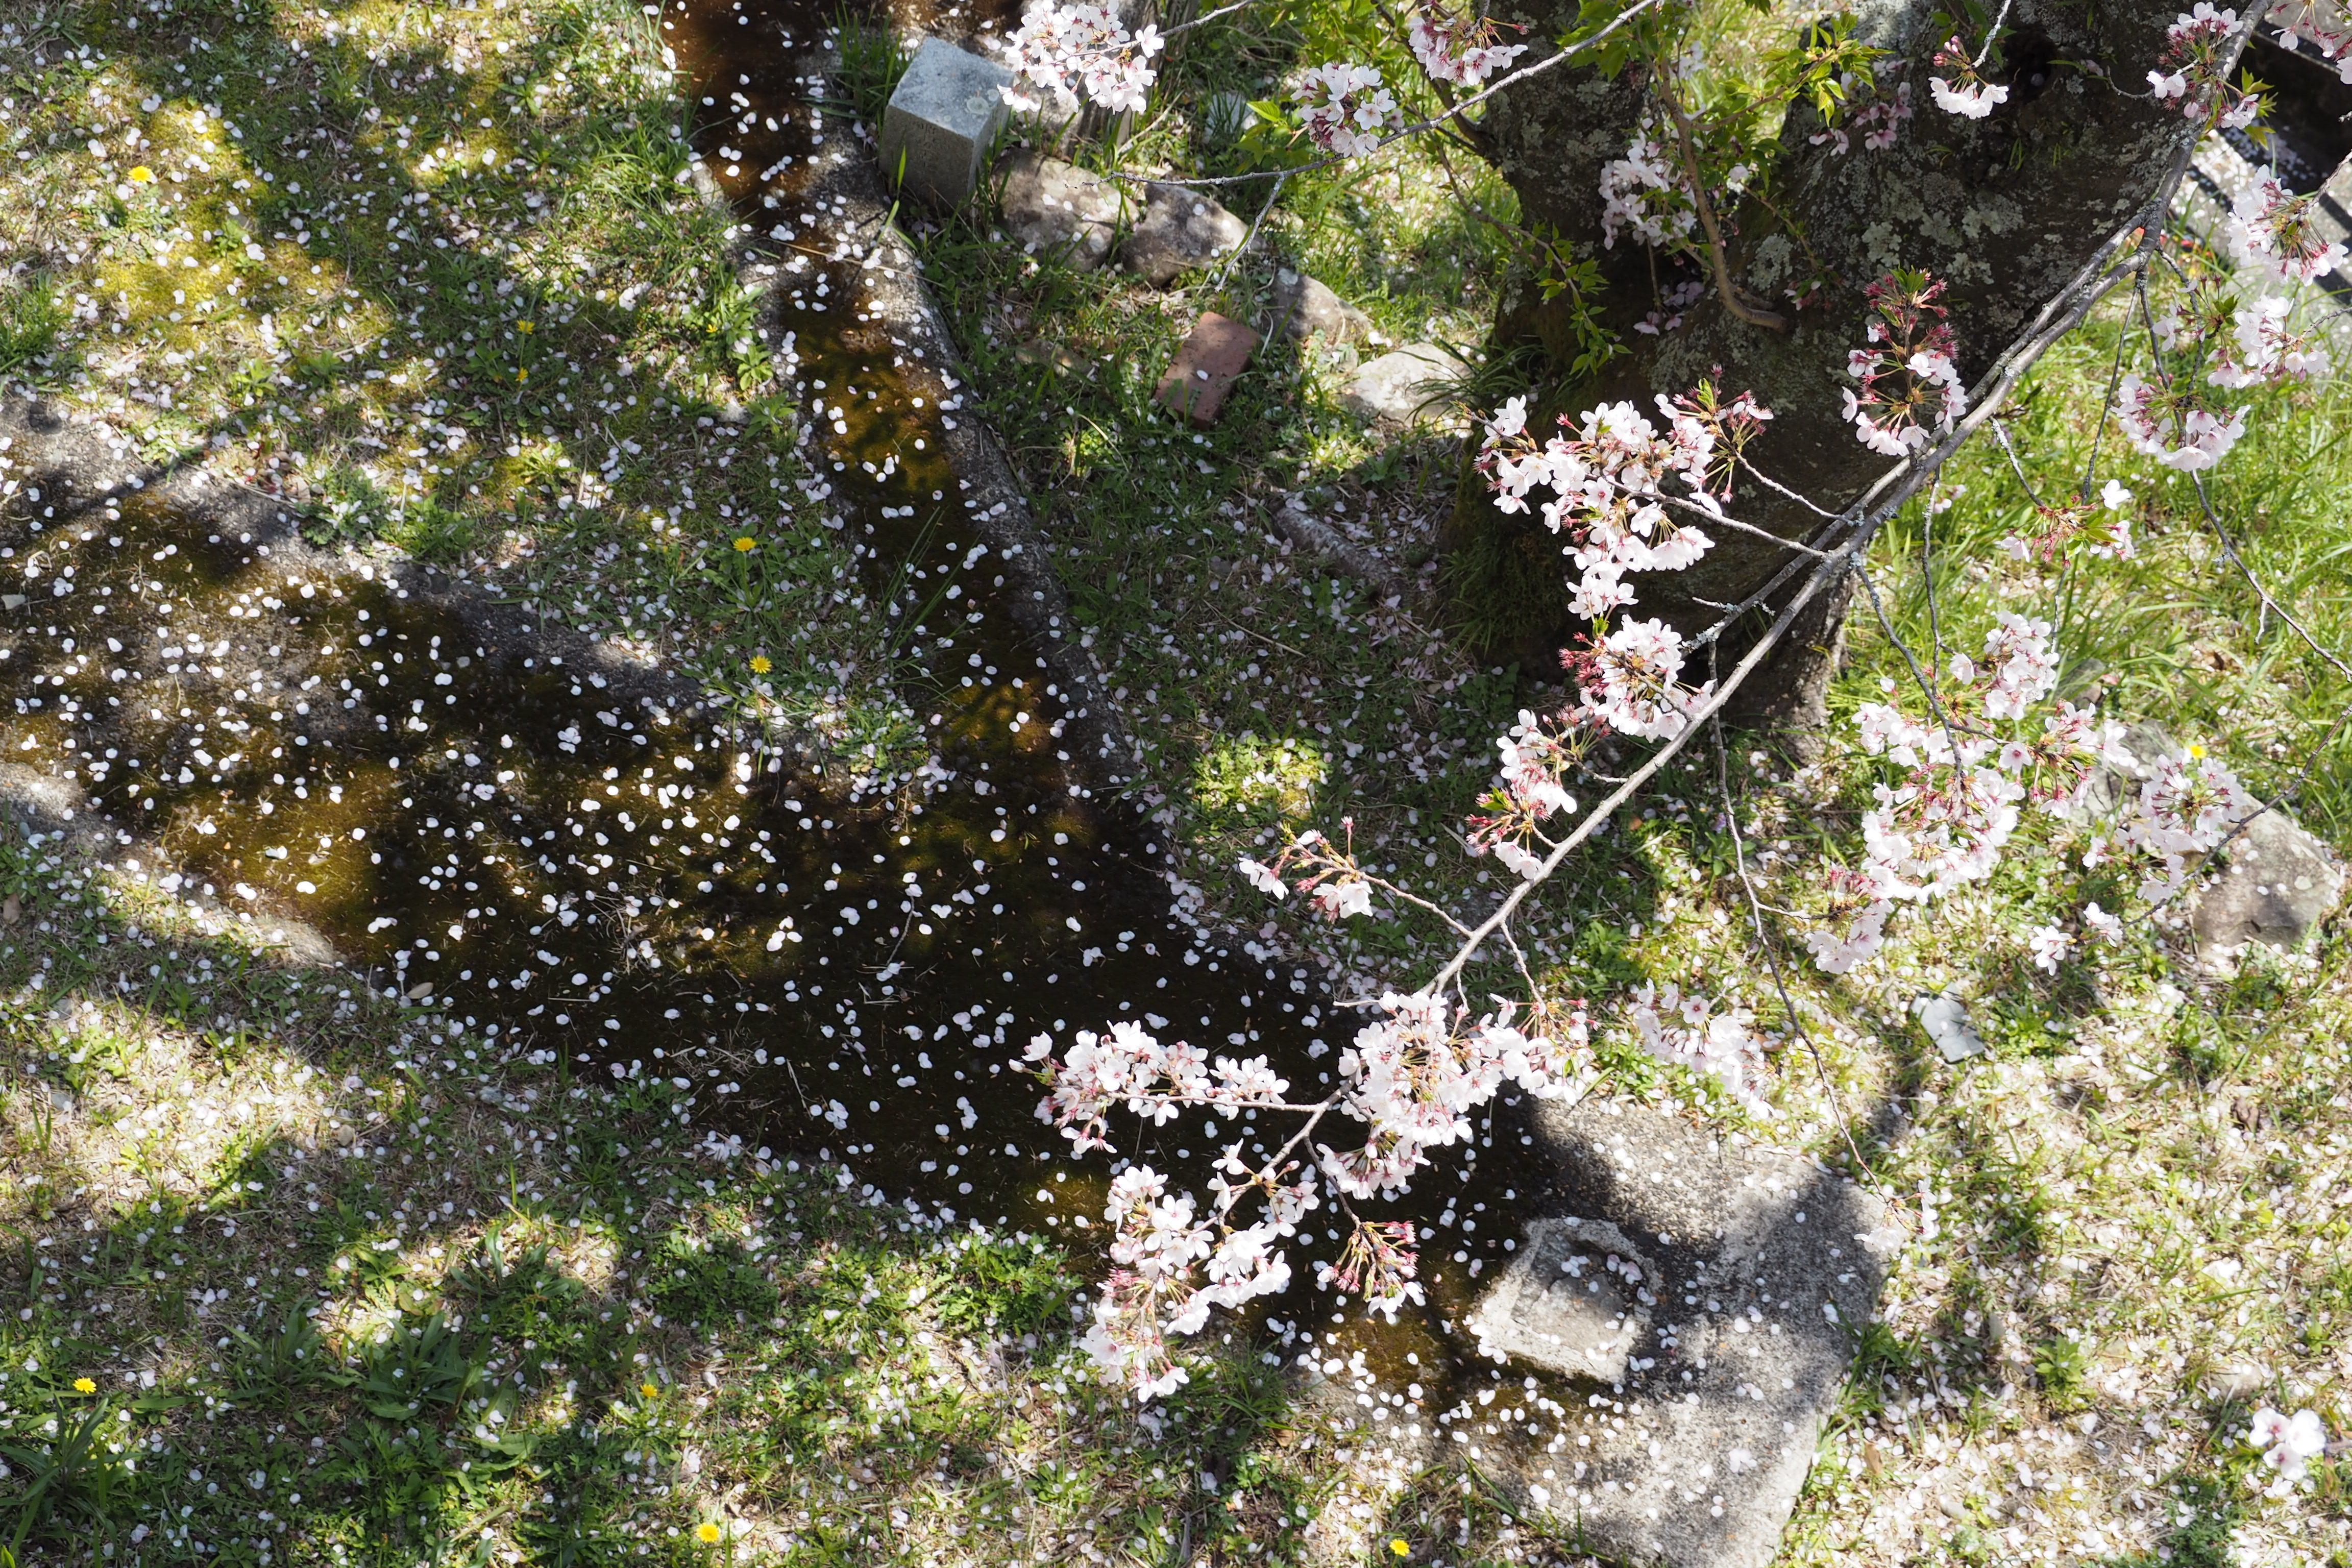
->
[2188,743,2206,759]
[640,1381,659,1399]
[696,1523,722,1544]
[732,535,757,552]
[749,655,772,674]
[74,1377,96,1394]
[517,320,534,334]
[1390,1541,1411,1558]
[517,369,528,383]
[127,165,154,185]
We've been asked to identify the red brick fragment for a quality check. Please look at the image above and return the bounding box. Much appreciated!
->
[1153,311,1259,426]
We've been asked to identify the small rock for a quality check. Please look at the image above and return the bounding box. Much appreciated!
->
[1916,993,1985,1063]
[1268,267,1371,345]
[1119,182,1246,285]
[1339,342,1468,426]
[1152,312,1258,426]
[879,38,1014,209]
[2191,805,2344,950]
[1,594,24,610]
[997,151,1131,270]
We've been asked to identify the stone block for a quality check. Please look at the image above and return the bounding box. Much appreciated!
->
[1339,343,1468,426]
[1464,1096,1891,1568]
[998,151,1131,270]
[1269,267,1371,344]
[2192,805,2345,950]
[1119,182,1246,285]
[879,38,1013,210]
[1153,311,1257,425]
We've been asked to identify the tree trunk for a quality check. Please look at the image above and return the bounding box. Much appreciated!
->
[1453,0,2226,729]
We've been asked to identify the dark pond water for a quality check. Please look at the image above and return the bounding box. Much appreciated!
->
[0,0,1570,1420]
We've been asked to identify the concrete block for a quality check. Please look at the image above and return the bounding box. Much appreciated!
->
[879,38,1013,209]
[1120,182,1246,285]
[998,151,1132,270]
[1463,1096,1891,1568]
[1153,311,1257,425]
[1339,343,1468,426]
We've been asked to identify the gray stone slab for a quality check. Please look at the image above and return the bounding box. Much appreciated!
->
[1463,1097,1890,1568]
[879,38,1013,209]
[997,151,1131,270]
[1339,343,1468,426]
[2192,805,2345,950]
[1118,182,1246,285]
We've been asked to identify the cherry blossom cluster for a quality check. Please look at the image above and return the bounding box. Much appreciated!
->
[1080,1162,1307,1399]
[2000,478,2138,564]
[1624,983,1771,1115]
[2147,4,2263,129]
[1466,707,1589,879]
[1563,617,1712,740]
[2168,289,2333,389]
[2090,744,2258,902]
[1928,36,2010,118]
[1851,77,1915,151]
[1000,3,1164,116]
[1407,6,1528,88]
[1806,63,1915,155]
[1294,61,1401,157]
[1843,268,1967,457]
[1476,383,1768,622]
[2225,173,2350,285]
[1238,821,1377,920]
[1598,120,1699,251]
[1634,277,1708,335]
[1028,984,1598,1396]
[2112,372,2248,472]
[2274,0,2352,83]
[1320,992,1599,1202]
[1316,1218,1425,1320]
[1026,1020,1303,1155]
[2247,1406,2330,1497]
[1808,617,2116,972]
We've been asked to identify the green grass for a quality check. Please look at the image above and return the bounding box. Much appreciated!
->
[0,0,921,780]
